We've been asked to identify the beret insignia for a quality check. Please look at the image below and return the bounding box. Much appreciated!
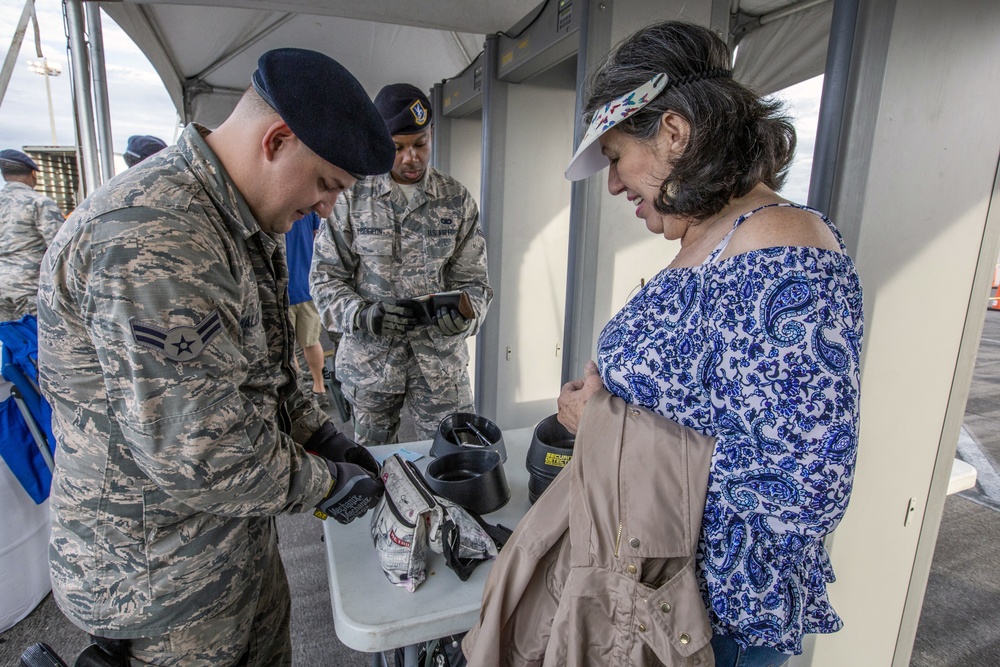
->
[129,310,223,362]
[410,100,428,126]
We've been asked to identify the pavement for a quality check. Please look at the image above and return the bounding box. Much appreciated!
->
[909,309,1000,667]
[3,318,1000,666]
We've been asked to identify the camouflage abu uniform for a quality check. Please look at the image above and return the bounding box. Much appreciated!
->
[37,125,332,654]
[311,168,492,444]
[0,180,63,320]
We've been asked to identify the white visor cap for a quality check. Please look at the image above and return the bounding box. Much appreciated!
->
[564,73,668,181]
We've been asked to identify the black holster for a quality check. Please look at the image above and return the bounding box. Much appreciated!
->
[74,637,130,667]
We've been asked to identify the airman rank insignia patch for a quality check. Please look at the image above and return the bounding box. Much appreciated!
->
[129,310,223,362]
[410,99,428,126]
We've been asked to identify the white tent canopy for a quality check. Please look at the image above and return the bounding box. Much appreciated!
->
[99,0,833,128]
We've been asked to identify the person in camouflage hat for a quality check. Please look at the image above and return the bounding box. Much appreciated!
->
[36,49,394,666]
[311,82,493,446]
[0,148,64,321]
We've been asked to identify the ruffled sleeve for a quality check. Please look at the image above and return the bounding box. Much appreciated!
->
[698,245,864,652]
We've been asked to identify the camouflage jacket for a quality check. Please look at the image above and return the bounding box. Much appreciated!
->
[311,168,492,394]
[0,180,63,306]
[37,124,333,638]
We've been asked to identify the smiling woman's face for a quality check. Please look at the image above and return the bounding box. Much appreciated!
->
[600,126,688,239]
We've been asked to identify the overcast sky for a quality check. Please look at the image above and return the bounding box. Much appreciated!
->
[1,1,823,201]
[0,0,179,160]
[773,74,824,205]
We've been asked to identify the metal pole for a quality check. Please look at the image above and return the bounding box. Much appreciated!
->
[0,0,34,106]
[807,0,861,214]
[475,34,508,420]
[430,81,453,175]
[64,0,100,195]
[43,63,57,144]
[561,0,612,383]
[85,2,115,181]
[561,0,592,384]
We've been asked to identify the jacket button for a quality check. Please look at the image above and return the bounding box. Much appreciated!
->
[660,602,672,613]
[627,564,637,574]
[629,537,640,549]
[679,634,691,645]
[638,623,647,632]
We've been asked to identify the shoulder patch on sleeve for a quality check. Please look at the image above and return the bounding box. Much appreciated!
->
[129,310,223,362]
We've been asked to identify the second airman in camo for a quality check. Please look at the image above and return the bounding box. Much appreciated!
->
[311,83,493,446]
[0,148,64,321]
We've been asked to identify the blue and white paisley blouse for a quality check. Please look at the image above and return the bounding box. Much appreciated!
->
[597,204,863,654]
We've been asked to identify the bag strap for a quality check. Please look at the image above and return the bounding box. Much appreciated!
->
[440,518,478,581]
[439,510,513,582]
[473,514,513,549]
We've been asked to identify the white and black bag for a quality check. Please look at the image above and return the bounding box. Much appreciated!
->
[369,454,437,592]
[370,454,512,591]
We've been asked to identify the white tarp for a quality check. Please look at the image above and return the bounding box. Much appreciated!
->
[733,1,834,95]
[100,0,531,127]
[100,0,833,127]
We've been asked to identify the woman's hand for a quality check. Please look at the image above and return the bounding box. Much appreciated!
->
[557,361,604,435]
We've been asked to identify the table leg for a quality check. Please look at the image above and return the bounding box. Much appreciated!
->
[402,643,420,667]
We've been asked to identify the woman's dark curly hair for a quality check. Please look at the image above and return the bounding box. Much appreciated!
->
[584,21,796,221]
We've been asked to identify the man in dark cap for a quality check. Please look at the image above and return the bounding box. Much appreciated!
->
[312,83,492,447]
[0,148,64,321]
[122,134,167,168]
[38,49,392,666]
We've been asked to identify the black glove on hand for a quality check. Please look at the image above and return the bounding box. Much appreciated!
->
[433,306,471,336]
[305,422,380,477]
[315,460,384,524]
[356,302,417,336]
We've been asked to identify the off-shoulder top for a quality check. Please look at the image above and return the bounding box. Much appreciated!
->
[597,203,864,654]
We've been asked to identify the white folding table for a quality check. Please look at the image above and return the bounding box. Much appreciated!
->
[322,427,535,664]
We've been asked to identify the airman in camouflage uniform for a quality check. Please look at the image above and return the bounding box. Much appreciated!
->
[0,149,64,321]
[311,84,492,446]
[36,49,394,667]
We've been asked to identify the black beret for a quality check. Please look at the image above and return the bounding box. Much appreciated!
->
[252,48,395,178]
[374,83,433,136]
[124,135,167,163]
[0,148,39,172]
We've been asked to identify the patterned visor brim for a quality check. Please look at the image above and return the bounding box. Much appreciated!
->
[564,73,668,181]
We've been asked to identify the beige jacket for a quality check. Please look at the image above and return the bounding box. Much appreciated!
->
[463,389,717,666]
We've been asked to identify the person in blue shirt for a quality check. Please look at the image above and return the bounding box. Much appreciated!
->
[286,211,327,401]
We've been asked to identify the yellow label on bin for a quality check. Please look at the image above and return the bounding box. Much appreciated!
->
[544,452,572,468]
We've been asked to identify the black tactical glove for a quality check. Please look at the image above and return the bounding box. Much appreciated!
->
[315,460,384,524]
[433,306,471,336]
[355,302,417,336]
[305,422,379,477]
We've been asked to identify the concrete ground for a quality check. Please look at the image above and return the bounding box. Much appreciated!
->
[909,309,1000,667]
[4,317,1000,666]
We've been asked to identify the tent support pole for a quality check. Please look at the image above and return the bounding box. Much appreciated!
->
[85,2,115,182]
[64,0,101,195]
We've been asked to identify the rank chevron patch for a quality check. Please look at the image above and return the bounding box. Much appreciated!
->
[129,310,223,362]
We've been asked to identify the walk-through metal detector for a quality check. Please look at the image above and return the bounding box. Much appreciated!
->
[447,0,715,428]
[446,0,585,428]
[433,54,488,405]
